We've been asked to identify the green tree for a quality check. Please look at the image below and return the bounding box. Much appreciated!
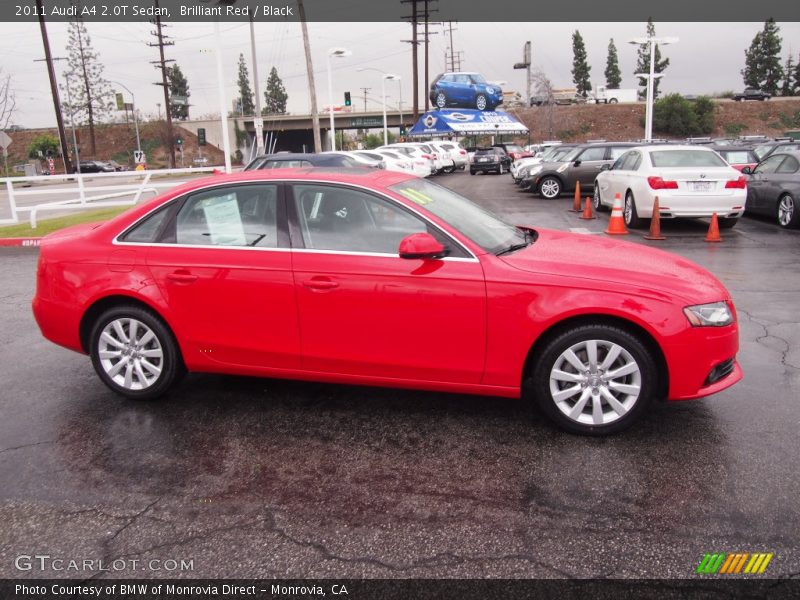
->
[62,18,113,156]
[652,94,715,137]
[693,96,716,132]
[571,30,592,97]
[604,38,622,89]
[635,18,670,99]
[236,53,255,116]
[781,54,796,96]
[795,53,800,95]
[263,66,288,115]
[363,131,395,149]
[742,20,784,94]
[27,134,60,159]
[167,64,190,120]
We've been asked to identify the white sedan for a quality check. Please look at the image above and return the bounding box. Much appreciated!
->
[593,145,748,229]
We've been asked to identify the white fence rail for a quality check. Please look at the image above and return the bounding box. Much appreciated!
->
[0,167,220,229]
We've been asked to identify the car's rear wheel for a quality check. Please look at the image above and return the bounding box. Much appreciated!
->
[777,194,800,228]
[538,176,561,199]
[90,305,184,400]
[609,98,618,104]
[435,92,447,108]
[624,192,644,228]
[531,324,656,435]
[593,185,609,212]
[475,94,488,111]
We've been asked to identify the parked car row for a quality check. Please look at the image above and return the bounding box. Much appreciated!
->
[72,160,127,174]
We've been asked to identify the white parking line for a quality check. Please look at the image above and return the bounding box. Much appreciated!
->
[569,227,602,235]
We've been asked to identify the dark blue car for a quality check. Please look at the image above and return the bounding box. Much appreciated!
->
[429,72,503,111]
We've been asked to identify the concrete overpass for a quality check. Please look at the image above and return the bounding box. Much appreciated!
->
[178,111,411,156]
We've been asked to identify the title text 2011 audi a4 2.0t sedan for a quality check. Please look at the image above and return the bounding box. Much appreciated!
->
[32,169,742,435]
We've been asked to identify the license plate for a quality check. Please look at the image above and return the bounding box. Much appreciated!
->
[689,181,715,192]
[478,158,489,162]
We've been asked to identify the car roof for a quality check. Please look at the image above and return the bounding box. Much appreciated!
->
[175,168,417,192]
[710,145,756,153]
[250,153,342,162]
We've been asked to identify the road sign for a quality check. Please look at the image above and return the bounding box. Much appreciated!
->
[172,95,188,106]
[0,130,12,150]
[116,92,125,111]
[47,158,55,174]
[134,150,146,164]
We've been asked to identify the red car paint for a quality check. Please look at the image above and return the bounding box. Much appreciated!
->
[32,169,741,402]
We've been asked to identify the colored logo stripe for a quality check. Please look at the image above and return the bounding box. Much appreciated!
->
[697,552,773,574]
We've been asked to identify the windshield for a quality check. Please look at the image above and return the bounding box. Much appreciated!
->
[470,74,487,84]
[505,144,523,153]
[558,148,583,163]
[649,150,728,168]
[754,144,774,160]
[551,147,574,161]
[390,178,527,254]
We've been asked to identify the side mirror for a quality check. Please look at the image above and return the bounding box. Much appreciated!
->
[741,166,752,174]
[600,164,612,171]
[573,160,582,167]
[398,233,447,260]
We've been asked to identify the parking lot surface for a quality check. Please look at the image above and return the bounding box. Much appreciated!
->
[1,171,799,579]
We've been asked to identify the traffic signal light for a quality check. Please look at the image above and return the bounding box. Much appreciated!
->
[344,91,351,107]
[175,136,183,147]
[197,128,206,146]
[399,124,407,135]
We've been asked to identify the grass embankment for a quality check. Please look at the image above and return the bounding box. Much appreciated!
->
[0,206,129,238]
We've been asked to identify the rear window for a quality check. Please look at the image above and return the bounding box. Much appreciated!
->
[505,145,523,153]
[475,149,498,156]
[649,150,727,168]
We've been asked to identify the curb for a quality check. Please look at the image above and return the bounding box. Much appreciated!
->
[0,238,43,247]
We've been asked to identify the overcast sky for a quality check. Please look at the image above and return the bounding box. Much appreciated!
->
[3,20,799,129]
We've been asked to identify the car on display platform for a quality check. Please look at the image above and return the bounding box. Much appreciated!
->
[470,147,511,175]
[32,168,742,436]
[711,146,759,173]
[428,72,503,111]
[742,151,800,228]
[521,142,637,197]
[511,144,579,183]
[593,145,748,229]
[245,153,360,170]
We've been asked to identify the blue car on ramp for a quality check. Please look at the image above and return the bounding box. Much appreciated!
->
[429,72,504,111]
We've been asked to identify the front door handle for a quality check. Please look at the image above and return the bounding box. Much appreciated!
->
[166,270,198,284]
[303,278,339,291]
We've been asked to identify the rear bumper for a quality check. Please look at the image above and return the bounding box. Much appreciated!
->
[471,162,502,172]
[640,190,747,219]
[32,296,84,354]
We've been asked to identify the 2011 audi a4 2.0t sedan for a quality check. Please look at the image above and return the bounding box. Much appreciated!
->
[32,169,742,435]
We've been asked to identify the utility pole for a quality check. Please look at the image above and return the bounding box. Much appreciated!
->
[36,0,71,174]
[360,87,371,112]
[422,1,438,111]
[514,41,532,107]
[149,0,175,168]
[400,0,420,121]
[249,14,264,155]
[298,0,321,153]
[444,21,463,71]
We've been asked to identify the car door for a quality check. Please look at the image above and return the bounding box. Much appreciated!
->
[288,182,487,384]
[144,182,301,369]
[568,146,609,190]
[600,151,632,204]
[747,154,785,215]
[771,154,800,213]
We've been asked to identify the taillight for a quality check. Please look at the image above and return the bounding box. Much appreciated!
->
[459,150,466,155]
[725,176,747,189]
[647,176,679,190]
[421,154,432,159]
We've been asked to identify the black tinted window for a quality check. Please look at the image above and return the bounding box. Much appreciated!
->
[121,205,172,243]
[776,156,799,174]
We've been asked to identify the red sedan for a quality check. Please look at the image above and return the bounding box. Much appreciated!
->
[32,169,742,435]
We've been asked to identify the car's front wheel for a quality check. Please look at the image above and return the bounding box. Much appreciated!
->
[475,94,488,111]
[538,176,561,199]
[624,192,644,228]
[435,92,447,108]
[90,305,184,400]
[531,324,657,435]
[778,194,800,228]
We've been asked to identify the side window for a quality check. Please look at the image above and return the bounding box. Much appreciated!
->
[776,156,799,174]
[755,155,786,174]
[578,147,607,161]
[292,185,428,254]
[173,185,279,247]
[611,152,631,171]
[624,152,642,171]
[608,146,631,160]
[121,204,173,243]
[264,160,311,169]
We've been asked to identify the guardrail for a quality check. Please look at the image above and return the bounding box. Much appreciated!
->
[0,167,220,228]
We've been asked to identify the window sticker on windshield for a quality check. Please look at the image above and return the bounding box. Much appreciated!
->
[398,188,434,206]
[202,194,246,246]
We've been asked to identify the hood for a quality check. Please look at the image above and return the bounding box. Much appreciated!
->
[501,228,730,304]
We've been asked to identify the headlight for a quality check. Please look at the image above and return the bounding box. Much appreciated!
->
[683,301,734,327]
[486,87,495,94]
[528,166,542,177]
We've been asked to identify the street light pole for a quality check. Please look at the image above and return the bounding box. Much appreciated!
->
[629,35,678,142]
[111,81,141,156]
[358,67,401,144]
[326,48,351,151]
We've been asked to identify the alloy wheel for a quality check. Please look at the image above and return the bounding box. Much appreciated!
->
[548,339,641,426]
[97,318,164,391]
[475,94,487,110]
[778,195,794,227]
[540,178,560,198]
[436,93,447,108]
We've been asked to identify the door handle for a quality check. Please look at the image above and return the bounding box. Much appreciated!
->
[303,278,339,290]
[166,271,198,284]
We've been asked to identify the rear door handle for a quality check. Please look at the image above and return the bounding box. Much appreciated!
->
[303,278,339,290]
[166,270,198,284]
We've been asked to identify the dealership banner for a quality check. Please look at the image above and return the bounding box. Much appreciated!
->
[2,0,799,22]
[408,109,529,137]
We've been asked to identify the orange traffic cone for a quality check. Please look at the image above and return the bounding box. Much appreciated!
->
[605,193,629,235]
[579,196,596,220]
[644,196,666,240]
[570,181,582,212]
[705,213,722,242]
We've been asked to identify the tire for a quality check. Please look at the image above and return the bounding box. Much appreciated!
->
[777,194,800,228]
[718,217,739,229]
[443,165,455,174]
[475,94,488,111]
[738,97,746,102]
[435,92,447,109]
[624,191,644,229]
[593,185,609,212]
[470,170,476,175]
[89,305,184,400]
[609,98,618,104]
[530,324,657,435]
[498,164,504,175]
[538,176,562,199]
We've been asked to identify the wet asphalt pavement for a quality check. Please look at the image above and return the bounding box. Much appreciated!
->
[1,171,799,580]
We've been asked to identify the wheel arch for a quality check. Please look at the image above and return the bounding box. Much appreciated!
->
[521,313,669,401]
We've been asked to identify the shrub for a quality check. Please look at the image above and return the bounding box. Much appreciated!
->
[652,94,715,137]
[27,134,60,159]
